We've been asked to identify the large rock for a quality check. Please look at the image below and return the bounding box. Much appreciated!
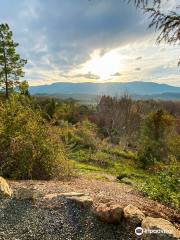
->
[66,195,93,208]
[0,176,12,198]
[15,187,41,201]
[142,217,180,240]
[43,192,88,209]
[92,203,124,224]
[124,204,145,225]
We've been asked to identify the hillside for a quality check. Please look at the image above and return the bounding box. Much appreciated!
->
[29,82,180,97]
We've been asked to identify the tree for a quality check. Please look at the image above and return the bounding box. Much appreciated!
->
[129,0,180,65]
[138,109,176,168]
[0,23,27,98]
[19,80,30,96]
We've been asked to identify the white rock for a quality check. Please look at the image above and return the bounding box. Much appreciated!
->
[0,177,12,198]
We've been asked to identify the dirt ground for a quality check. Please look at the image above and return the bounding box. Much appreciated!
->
[9,175,180,229]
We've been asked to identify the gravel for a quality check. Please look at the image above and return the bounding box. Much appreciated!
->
[0,197,135,240]
[1,177,179,239]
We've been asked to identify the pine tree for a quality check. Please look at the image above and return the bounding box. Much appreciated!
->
[0,23,27,98]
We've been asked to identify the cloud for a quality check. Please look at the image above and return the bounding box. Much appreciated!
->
[71,73,100,80]
[111,72,122,77]
[0,0,179,86]
[136,56,142,60]
[135,68,141,71]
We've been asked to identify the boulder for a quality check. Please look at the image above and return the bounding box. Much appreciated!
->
[92,203,124,224]
[15,187,41,201]
[0,177,12,198]
[66,195,93,208]
[124,204,145,225]
[142,217,180,240]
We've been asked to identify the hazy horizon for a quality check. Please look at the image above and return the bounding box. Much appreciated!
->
[0,0,179,87]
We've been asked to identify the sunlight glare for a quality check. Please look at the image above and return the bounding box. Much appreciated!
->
[84,50,123,80]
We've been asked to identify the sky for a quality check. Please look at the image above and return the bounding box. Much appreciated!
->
[0,0,179,86]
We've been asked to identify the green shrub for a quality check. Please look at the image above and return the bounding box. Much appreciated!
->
[69,149,91,162]
[141,165,180,209]
[109,146,136,160]
[0,95,71,180]
[89,151,112,167]
[70,149,112,168]
[59,120,100,150]
[138,110,176,168]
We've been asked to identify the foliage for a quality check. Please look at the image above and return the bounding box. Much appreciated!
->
[138,110,177,168]
[108,145,137,160]
[18,80,30,96]
[95,94,142,145]
[0,95,71,180]
[129,0,180,65]
[141,164,180,209]
[59,120,100,150]
[0,23,27,98]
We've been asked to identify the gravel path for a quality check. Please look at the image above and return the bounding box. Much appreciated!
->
[0,176,179,239]
[9,177,180,227]
[0,197,134,240]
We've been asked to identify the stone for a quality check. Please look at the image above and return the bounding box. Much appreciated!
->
[0,176,12,198]
[43,192,85,200]
[141,217,180,240]
[43,193,60,200]
[92,203,124,224]
[124,204,145,225]
[15,187,41,201]
[66,195,93,208]
[61,192,85,197]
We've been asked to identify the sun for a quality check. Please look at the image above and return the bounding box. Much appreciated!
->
[84,50,123,80]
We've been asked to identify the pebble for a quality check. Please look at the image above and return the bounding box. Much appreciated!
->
[0,197,134,240]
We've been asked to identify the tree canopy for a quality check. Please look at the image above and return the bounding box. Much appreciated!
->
[0,23,27,98]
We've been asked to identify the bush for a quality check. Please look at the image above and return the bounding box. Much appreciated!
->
[89,151,112,167]
[141,165,180,209]
[109,146,136,160]
[0,95,71,180]
[59,120,100,150]
[138,110,176,168]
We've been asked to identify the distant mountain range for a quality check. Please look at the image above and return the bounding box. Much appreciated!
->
[29,81,180,101]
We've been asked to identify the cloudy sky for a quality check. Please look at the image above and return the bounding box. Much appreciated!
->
[0,0,179,86]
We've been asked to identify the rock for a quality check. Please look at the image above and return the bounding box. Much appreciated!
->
[43,193,60,200]
[141,217,180,240]
[124,204,145,225]
[92,203,124,224]
[43,192,85,200]
[61,192,85,197]
[66,195,93,208]
[0,177,12,198]
[15,187,41,201]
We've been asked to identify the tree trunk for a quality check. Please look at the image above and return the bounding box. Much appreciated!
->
[5,72,8,99]
[3,47,9,98]
[2,43,8,99]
